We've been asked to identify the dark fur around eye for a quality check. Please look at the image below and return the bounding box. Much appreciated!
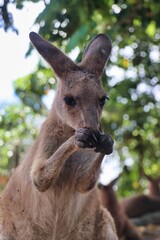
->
[99,96,109,107]
[63,96,76,107]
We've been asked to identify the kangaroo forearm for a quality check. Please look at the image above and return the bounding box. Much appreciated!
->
[76,152,104,193]
[32,136,78,192]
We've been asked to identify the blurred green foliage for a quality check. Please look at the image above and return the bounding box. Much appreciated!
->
[0,104,41,173]
[14,63,56,112]
[0,0,160,196]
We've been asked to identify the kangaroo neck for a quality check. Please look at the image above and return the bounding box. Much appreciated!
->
[40,104,75,158]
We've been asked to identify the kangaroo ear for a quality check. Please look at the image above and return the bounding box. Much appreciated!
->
[80,34,112,78]
[29,32,77,78]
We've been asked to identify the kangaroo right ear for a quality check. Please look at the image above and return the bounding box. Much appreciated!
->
[80,34,112,78]
[29,32,77,78]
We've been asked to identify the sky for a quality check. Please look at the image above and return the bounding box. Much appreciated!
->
[0,1,45,107]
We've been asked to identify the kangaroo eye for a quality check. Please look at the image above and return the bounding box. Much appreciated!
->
[64,96,76,107]
[99,96,109,107]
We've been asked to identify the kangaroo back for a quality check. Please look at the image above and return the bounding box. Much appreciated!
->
[121,172,160,219]
[0,32,118,240]
[121,194,160,219]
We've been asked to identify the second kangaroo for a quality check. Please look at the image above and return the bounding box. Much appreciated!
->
[0,32,118,240]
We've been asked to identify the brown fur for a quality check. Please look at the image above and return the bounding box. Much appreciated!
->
[121,174,160,218]
[0,32,118,240]
[121,194,160,218]
[98,176,143,240]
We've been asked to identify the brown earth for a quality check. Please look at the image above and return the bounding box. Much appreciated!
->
[138,224,160,240]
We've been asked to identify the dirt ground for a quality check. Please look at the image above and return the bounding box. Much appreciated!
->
[138,224,160,240]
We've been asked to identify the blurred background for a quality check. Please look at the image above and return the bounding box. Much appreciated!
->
[0,0,160,199]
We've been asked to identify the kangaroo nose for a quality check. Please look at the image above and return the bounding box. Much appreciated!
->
[80,108,99,131]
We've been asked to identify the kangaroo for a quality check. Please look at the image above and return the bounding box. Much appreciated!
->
[121,172,160,218]
[98,175,143,240]
[0,32,118,240]
[121,194,160,219]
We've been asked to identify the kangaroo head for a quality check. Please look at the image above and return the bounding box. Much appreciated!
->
[29,32,112,131]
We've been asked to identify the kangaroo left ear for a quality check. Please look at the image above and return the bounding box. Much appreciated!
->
[79,34,112,78]
[29,32,77,78]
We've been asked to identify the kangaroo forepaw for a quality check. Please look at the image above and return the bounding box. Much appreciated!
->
[94,133,114,155]
[75,128,98,149]
[75,128,114,155]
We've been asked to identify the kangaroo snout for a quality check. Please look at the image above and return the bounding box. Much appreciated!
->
[78,108,100,132]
